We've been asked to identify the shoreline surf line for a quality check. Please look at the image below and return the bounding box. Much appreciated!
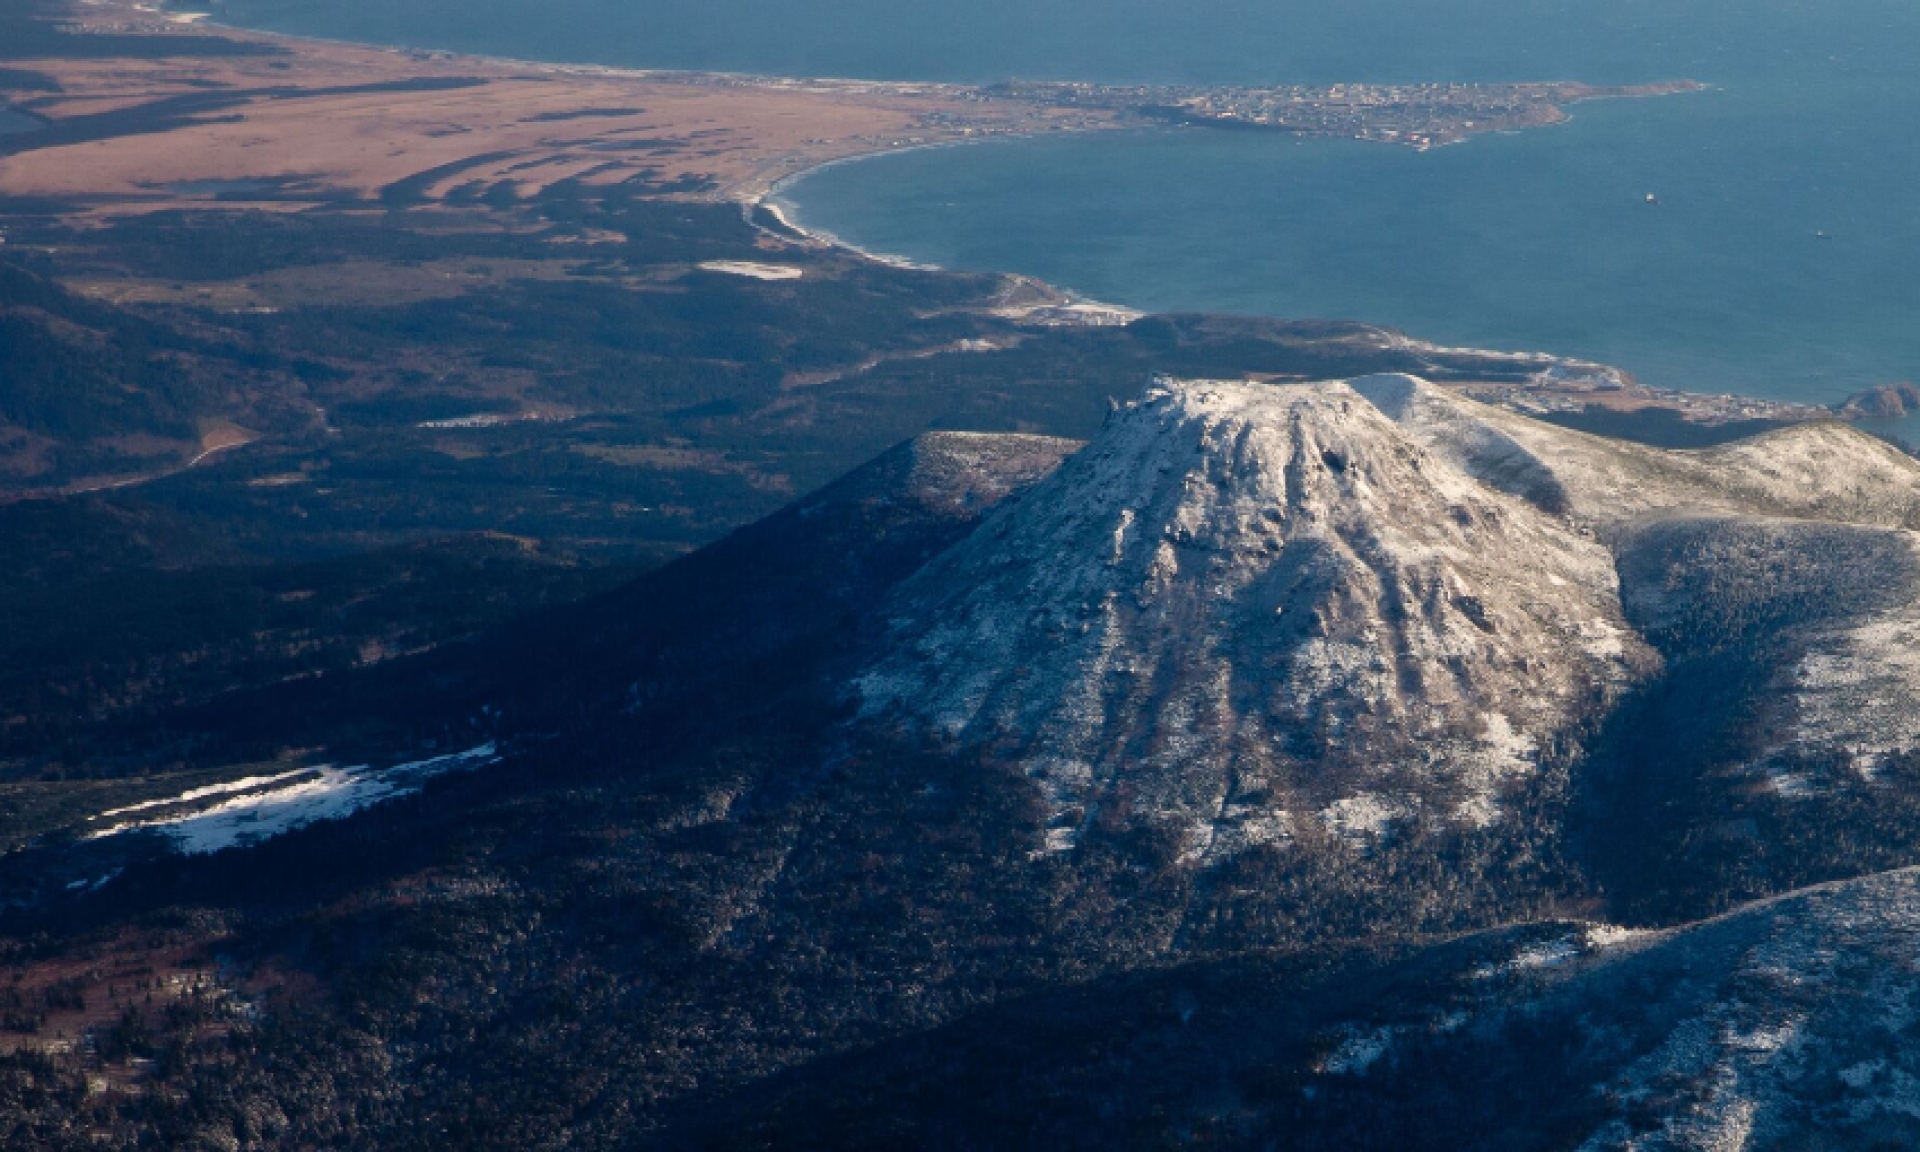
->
[751,133,1153,324]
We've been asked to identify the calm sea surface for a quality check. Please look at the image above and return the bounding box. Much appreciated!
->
[0,108,45,136]
[215,0,1920,422]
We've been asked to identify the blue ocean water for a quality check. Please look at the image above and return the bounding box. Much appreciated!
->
[0,108,45,136]
[213,0,1920,420]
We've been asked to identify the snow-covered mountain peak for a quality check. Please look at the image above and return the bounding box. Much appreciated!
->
[856,377,1654,863]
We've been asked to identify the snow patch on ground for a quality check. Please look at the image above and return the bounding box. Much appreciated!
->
[1473,923,1651,983]
[1584,923,1653,950]
[1475,934,1581,980]
[1761,768,1818,799]
[89,744,498,854]
[1319,793,1409,846]
[1320,1026,1395,1075]
[698,260,803,281]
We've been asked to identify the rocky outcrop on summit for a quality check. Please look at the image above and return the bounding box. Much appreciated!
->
[816,430,1085,519]
[1835,380,1920,420]
[856,379,1653,862]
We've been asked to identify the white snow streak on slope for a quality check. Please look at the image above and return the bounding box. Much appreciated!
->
[89,744,498,854]
[697,261,803,281]
[97,768,312,819]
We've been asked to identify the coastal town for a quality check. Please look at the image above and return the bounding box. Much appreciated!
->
[990,78,1704,148]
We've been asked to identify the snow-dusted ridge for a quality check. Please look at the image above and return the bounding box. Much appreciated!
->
[1353,372,1920,535]
[1358,372,1920,772]
[1290,869,1920,1148]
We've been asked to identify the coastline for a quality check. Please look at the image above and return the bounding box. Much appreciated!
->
[738,102,1863,433]
[757,157,1833,422]
[747,138,1829,422]
[755,137,1149,326]
[45,4,1891,436]
[756,147,951,272]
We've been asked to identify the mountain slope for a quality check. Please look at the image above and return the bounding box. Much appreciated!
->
[680,867,1920,1151]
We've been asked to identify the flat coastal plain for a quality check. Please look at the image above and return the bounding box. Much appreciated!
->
[0,1,1131,212]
